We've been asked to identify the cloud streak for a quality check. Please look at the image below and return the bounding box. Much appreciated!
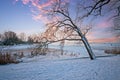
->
[16,0,68,23]
[91,37,117,43]
[22,0,30,4]
[96,18,112,28]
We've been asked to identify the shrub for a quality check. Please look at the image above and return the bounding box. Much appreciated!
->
[30,48,47,57]
[30,42,48,57]
[0,52,19,65]
[104,48,120,54]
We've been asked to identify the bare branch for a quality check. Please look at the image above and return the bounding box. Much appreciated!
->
[80,0,111,19]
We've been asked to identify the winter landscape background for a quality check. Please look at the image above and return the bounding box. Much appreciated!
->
[0,0,120,80]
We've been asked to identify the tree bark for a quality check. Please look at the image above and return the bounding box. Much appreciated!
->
[81,36,96,60]
[75,27,96,60]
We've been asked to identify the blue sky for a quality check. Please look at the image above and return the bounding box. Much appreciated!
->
[0,0,45,35]
[0,0,117,42]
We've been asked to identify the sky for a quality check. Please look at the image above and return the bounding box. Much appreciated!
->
[0,0,117,43]
[0,0,45,35]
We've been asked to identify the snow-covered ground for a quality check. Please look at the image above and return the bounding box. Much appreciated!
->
[0,55,120,80]
[0,44,36,50]
[0,43,120,80]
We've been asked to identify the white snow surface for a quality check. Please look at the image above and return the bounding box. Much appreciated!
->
[0,55,120,80]
[0,43,120,80]
[0,44,36,50]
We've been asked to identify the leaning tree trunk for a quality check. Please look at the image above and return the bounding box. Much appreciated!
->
[75,27,96,60]
[81,36,96,60]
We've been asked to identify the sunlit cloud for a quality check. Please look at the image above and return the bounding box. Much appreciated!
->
[22,0,30,4]
[97,20,111,28]
[87,31,118,43]
[32,14,49,24]
[92,37,118,43]
[13,0,19,4]
[16,0,69,23]
[19,0,55,22]
[85,17,114,43]
[86,32,95,39]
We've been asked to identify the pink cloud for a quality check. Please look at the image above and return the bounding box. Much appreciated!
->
[13,0,19,4]
[22,0,54,22]
[96,16,113,29]
[97,20,111,28]
[22,0,30,4]
[86,30,118,43]
[87,32,118,43]
[16,0,69,23]
[86,32,97,42]
[92,37,118,43]
[33,14,49,23]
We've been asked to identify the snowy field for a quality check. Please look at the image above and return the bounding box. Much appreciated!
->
[0,43,120,80]
[0,55,120,80]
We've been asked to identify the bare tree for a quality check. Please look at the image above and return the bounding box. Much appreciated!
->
[18,0,120,59]
[18,33,26,42]
[42,0,96,59]
[18,0,97,59]
[2,31,21,45]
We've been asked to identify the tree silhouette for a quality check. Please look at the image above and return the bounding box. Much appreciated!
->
[3,31,22,45]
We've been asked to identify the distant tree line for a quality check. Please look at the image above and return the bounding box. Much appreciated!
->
[0,31,41,45]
